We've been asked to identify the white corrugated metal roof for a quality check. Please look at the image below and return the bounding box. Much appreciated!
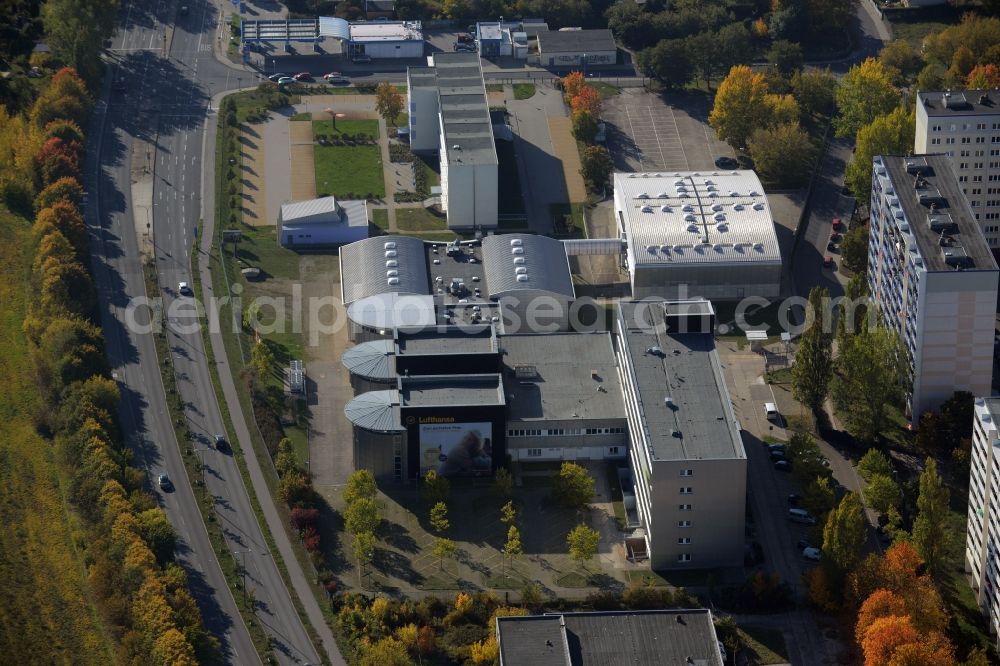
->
[614,171,781,267]
[281,196,338,222]
[481,234,575,300]
[318,16,350,40]
[349,21,422,42]
[340,235,430,304]
[341,339,395,381]
[344,390,403,432]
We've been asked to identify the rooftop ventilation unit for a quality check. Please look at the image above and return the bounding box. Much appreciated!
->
[714,244,724,251]
[750,191,760,197]
[682,204,694,212]
[673,179,685,186]
[512,247,524,255]
[687,224,699,232]
[385,249,397,258]
[714,213,726,221]
[717,223,728,232]
[753,242,764,250]
[387,277,400,285]
[646,244,657,252]
[452,144,461,150]
[905,157,929,174]
[673,244,684,251]
[753,203,765,210]
[513,257,526,264]
[386,270,399,277]
[386,259,398,267]
[637,192,649,199]
[729,191,739,197]
[656,192,668,198]
[733,204,744,211]
[515,266,527,274]
[641,205,654,213]
[510,238,523,246]
[660,245,671,252]
[516,274,529,282]
[383,241,396,249]
[661,206,671,213]
[712,204,723,212]
[684,213,697,222]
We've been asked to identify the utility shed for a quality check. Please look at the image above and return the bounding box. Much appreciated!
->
[278,196,369,247]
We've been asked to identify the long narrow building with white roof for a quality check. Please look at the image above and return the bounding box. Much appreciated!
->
[614,171,782,301]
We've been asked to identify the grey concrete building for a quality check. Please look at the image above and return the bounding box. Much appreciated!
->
[615,299,747,570]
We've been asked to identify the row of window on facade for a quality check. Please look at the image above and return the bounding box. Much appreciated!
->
[523,446,622,456]
[930,123,1000,132]
[508,427,626,437]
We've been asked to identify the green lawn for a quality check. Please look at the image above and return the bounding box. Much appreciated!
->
[891,20,956,50]
[486,83,504,93]
[738,626,788,665]
[549,202,585,237]
[290,112,311,121]
[591,81,621,99]
[371,208,389,230]
[513,83,536,100]
[312,119,385,199]
[396,207,447,231]
[228,223,302,281]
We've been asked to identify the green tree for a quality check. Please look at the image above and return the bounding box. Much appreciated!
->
[137,508,177,566]
[710,65,770,150]
[343,469,377,505]
[791,287,833,410]
[566,523,600,568]
[832,326,905,442]
[858,448,894,480]
[803,476,837,519]
[840,224,870,274]
[746,122,813,187]
[423,469,450,505]
[353,530,376,582]
[912,458,951,578]
[834,58,901,139]
[792,68,837,118]
[500,499,517,526]
[879,39,924,86]
[552,462,596,508]
[686,31,720,89]
[360,637,411,666]
[375,81,404,126]
[822,492,866,574]
[42,1,119,84]
[494,467,513,497]
[716,24,753,75]
[768,40,804,75]
[503,525,522,579]
[571,109,598,143]
[249,340,276,380]
[865,473,902,514]
[432,537,457,570]
[345,497,380,535]
[429,501,449,533]
[637,39,694,89]
[273,438,298,477]
[845,107,914,202]
[579,146,613,192]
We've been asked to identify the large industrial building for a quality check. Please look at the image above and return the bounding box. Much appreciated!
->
[338,234,575,340]
[496,609,724,666]
[240,18,423,60]
[277,196,368,247]
[916,90,1000,249]
[869,155,998,422]
[614,171,782,301]
[407,53,498,230]
[965,397,1000,640]
[615,299,747,570]
[535,29,617,69]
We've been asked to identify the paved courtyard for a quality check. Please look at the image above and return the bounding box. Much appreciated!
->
[603,89,733,173]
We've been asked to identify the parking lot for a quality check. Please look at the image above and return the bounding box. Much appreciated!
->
[603,89,733,173]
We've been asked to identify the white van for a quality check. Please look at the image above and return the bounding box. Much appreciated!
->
[788,508,817,525]
[765,402,779,421]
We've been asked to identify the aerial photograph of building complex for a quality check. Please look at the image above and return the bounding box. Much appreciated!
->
[6,0,1000,664]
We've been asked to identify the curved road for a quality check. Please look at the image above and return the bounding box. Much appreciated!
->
[91,0,341,663]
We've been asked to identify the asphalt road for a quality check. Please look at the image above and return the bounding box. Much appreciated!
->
[92,0,321,663]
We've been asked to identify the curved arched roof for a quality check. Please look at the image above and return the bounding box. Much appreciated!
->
[341,339,395,381]
[346,293,437,331]
[481,234,575,300]
[344,390,403,432]
[340,236,429,305]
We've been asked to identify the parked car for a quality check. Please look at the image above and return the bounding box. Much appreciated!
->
[293,72,313,81]
[458,33,475,43]
[789,508,817,525]
[774,459,792,472]
[769,449,787,462]
[214,434,227,451]
[277,77,294,85]
[823,256,835,269]
[832,217,845,231]
[157,473,172,490]
[802,546,822,561]
[767,443,786,453]
[178,281,193,296]
[351,54,372,64]
[268,72,288,82]
[787,493,802,506]
[827,241,838,253]
[323,72,347,83]
[454,42,476,52]
[714,156,739,169]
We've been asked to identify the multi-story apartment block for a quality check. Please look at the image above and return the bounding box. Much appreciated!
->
[916,90,1000,248]
[869,155,998,423]
[966,398,1000,642]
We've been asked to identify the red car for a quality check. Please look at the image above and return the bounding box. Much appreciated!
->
[293,72,313,82]
[832,217,845,232]
[823,256,835,269]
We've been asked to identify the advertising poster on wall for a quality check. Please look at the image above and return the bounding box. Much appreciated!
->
[419,422,493,476]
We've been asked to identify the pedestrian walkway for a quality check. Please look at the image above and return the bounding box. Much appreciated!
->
[547,116,587,202]
[239,122,268,226]
[288,120,316,201]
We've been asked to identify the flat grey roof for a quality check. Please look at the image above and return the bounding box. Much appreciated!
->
[433,53,497,167]
[617,301,744,461]
[502,333,625,422]
[537,28,617,54]
[918,90,1000,117]
[497,609,723,666]
[396,325,497,354]
[878,155,996,272]
[399,374,505,406]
